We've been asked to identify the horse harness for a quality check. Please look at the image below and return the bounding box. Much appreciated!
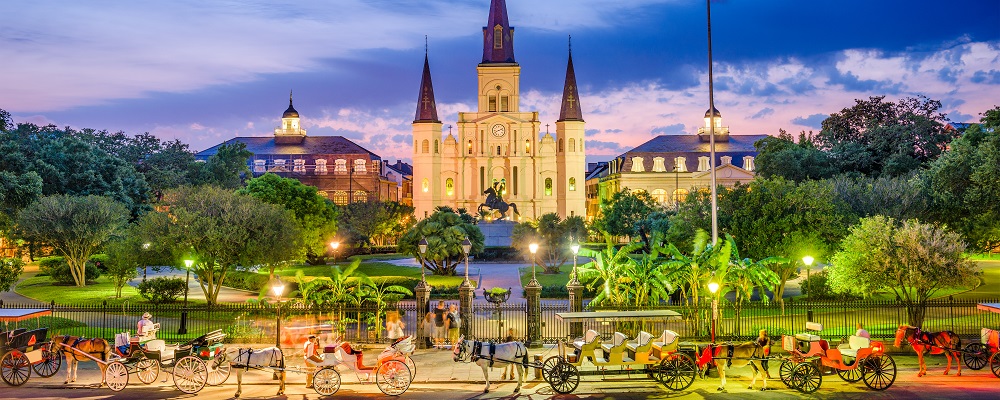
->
[234,347,285,372]
[465,340,528,368]
[58,335,109,362]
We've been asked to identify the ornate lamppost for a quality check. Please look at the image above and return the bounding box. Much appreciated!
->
[708,279,720,343]
[528,243,539,286]
[802,255,814,300]
[417,238,428,284]
[179,258,194,334]
[461,237,472,284]
[330,241,340,263]
[270,277,285,349]
[569,242,581,285]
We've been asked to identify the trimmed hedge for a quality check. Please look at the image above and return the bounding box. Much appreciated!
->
[137,277,186,302]
[476,246,524,262]
[38,256,102,284]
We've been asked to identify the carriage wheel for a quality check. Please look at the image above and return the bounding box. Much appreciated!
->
[1,351,31,386]
[376,359,411,396]
[104,361,129,392]
[541,356,563,386]
[172,355,208,394]
[549,361,580,394]
[778,359,795,388]
[136,358,160,384]
[313,367,342,396]
[837,364,863,383]
[963,343,989,370]
[206,356,231,386]
[862,355,896,391]
[790,362,821,394]
[404,356,416,380]
[991,352,1000,379]
[656,352,697,392]
[32,343,61,378]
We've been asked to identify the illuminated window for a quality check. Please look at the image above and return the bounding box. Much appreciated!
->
[293,158,306,173]
[569,177,576,191]
[500,95,509,112]
[353,190,367,202]
[274,159,286,168]
[421,178,429,193]
[253,159,265,173]
[743,156,756,171]
[569,138,576,152]
[698,156,710,172]
[317,191,329,199]
[630,157,645,172]
[421,140,429,153]
[494,25,503,49]
[354,159,367,173]
[446,178,454,196]
[652,189,668,204]
[488,95,497,112]
[544,178,553,196]
[652,157,666,172]
[315,159,327,175]
[334,159,347,174]
[332,191,348,205]
[524,140,530,153]
[468,140,473,155]
[674,157,687,172]
[672,188,689,204]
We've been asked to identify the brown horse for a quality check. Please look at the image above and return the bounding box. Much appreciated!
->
[698,343,769,391]
[894,325,963,377]
[51,335,113,385]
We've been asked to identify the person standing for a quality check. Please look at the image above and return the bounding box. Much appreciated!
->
[446,303,461,346]
[756,329,772,379]
[855,323,870,338]
[433,301,448,348]
[303,335,323,389]
[420,312,435,348]
[386,311,405,342]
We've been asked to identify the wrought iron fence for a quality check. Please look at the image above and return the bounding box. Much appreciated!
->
[466,301,526,343]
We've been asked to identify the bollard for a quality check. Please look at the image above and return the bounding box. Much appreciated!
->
[532,354,543,380]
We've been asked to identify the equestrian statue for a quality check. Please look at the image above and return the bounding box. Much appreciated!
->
[478,180,519,220]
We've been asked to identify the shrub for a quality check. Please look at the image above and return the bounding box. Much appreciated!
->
[476,246,523,261]
[89,254,111,273]
[137,277,186,303]
[801,270,857,300]
[225,271,271,292]
[0,257,25,292]
[39,256,101,284]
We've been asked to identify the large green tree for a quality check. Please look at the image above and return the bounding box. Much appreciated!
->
[338,201,414,247]
[828,216,979,326]
[511,213,587,273]
[754,129,837,182]
[239,173,337,265]
[15,195,129,286]
[592,189,658,242]
[924,107,1000,252]
[398,207,484,276]
[160,186,301,303]
[0,257,24,292]
[189,143,252,189]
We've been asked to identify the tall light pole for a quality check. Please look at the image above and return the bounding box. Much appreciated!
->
[708,280,720,343]
[461,237,472,285]
[330,241,340,263]
[528,243,539,286]
[141,242,151,282]
[179,258,194,335]
[270,277,285,348]
[706,0,719,245]
[802,256,814,300]
[569,242,581,285]
[417,238,428,284]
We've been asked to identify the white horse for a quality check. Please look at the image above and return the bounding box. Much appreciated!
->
[453,335,527,393]
[227,347,286,398]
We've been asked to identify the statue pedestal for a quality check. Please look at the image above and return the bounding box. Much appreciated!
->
[479,220,516,247]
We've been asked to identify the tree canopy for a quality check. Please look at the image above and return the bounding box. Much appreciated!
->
[338,201,414,247]
[592,189,658,242]
[511,213,587,273]
[398,207,484,276]
[753,129,837,182]
[239,173,337,265]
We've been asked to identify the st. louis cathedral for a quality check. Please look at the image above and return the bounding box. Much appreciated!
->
[411,0,587,221]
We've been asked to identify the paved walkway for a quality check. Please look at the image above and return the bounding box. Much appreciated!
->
[0,262,45,306]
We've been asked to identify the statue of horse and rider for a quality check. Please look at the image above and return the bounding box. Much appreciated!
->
[479,181,519,220]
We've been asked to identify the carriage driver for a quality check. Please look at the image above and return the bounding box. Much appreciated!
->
[303,335,324,389]
[136,312,157,340]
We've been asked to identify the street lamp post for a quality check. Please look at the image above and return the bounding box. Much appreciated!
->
[417,238,428,284]
[569,242,581,285]
[802,255,814,300]
[528,243,539,286]
[708,280,720,343]
[461,237,472,284]
[141,242,151,282]
[330,241,340,263]
[706,0,719,245]
[179,258,194,335]
[270,278,285,349]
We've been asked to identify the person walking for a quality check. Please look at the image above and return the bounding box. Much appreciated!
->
[303,335,323,389]
[386,311,405,342]
[756,329,772,379]
[446,303,461,347]
[433,301,448,348]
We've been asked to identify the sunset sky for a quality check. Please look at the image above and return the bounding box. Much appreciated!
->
[2,0,998,163]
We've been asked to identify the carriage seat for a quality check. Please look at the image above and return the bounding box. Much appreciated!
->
[572,330,601,350]
[651,330,679,360]
[838,335,871,358]
[627,331,655,363]
[795,333,822,342]
[600,332,629,363]
[982,328,999,351]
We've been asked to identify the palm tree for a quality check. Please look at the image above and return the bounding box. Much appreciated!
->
[717,236,784,337]
[291,259,368,335]
[659,230,732,335]
[577,242,644,308]
[359,279,413,340]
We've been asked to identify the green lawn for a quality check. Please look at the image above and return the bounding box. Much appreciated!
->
[16,274,207,306]
[969,253,1000,261]
[518,264,582,287]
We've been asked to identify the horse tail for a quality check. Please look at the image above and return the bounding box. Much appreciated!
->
[510,203,519,215]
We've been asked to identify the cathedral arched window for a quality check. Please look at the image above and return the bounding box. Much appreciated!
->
[558,138,564,153]
[421,178,429,193]
[497,146,502,156]
[494,25,503,49]
[446,178,454,196]
[421,140,429,154]
[569,177,576,191]
[500,95,509,112]
[434,140,439,153]
[569,138,576,152]
[488,95,497,112]
[544,178,553,196]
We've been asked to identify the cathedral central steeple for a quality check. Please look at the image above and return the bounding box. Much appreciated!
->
[558,38,583,122]
[482,0,515,63]
[414,41,440,123]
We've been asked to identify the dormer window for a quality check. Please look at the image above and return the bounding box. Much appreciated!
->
[721,156,732,165]
[652,157,666,172]
[494,25,503,49]
[334,159,347,174]
[743,155,756,171]
[253,159,265,173]
[354,159,367,173]
[293,158,306,173]
[674,157,687,172]
[315,159,328,175]
[630,157,645,172]
[697,156,710,172]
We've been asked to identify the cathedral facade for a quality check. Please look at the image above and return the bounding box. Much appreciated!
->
[412,0,586,221]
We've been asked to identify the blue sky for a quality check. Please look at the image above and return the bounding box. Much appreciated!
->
[2,0,998,163]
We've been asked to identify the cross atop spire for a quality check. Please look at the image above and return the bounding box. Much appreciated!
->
[482,0,515,63]
[414,43,440,123]
[558,37,584,122]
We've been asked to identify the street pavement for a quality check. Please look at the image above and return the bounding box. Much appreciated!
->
[13,344,1000,399]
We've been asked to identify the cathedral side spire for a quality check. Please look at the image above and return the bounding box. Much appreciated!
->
[414,43,440,123]
[558,37,583,122]
[482,0,515,63]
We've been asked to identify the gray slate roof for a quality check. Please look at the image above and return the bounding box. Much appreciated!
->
[196,136,381,160]
[618,134,768,172]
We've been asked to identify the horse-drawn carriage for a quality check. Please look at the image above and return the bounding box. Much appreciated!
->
[99,329,228,393]
[310,336,416,396]
[0,309,61,386]
[972,303,1000,378]
[778,322,896,393]
[537,311,698,394]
